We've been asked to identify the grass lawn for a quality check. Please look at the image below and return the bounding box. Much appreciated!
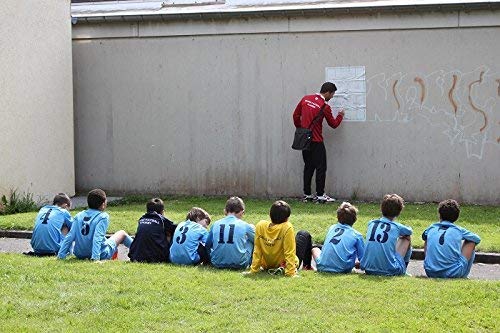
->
[0,254,498,332]
[1,196,499,252]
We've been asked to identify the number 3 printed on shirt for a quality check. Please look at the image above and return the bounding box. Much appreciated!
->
[176,226,189,244]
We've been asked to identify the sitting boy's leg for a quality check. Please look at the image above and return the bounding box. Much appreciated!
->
[462,241,476,260]
[197,243,211,265]
[296,230,313,268]
[396,236,412,267]
[61,225,70,236]
[109,230,133,248]
[461,241,476,277]
[312,247,321,262]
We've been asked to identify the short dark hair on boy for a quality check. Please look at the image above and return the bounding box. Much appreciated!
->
[225,196,245,214]
[438,199,460,223]
[53,193,71,207]
[270,200,291,224]
[186,207,211,225]
[146,198,164,214]
[381,194,404,219]
[320,82,337,93]
[87,189,106,210]
[337,202,358,225]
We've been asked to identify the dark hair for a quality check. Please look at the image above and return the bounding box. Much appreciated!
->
[225,196,245,214]
[186,207,211,225]
[438,199,460,223]
[320,82,337,94]
[53,193,71,207]
[337,202,358,226]
[87,189,106,210]
[270,200,291,224]
[381,194,404,219]
[147,198,164,214]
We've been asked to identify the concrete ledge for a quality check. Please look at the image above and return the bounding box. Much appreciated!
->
[411,249,500,264]
[0,230,115,240]
[1,229,498,264]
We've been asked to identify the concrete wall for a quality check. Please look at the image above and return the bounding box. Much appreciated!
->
[72,9,500,204]
[0,1,74,203]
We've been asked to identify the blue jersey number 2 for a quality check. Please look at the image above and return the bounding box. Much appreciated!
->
[329,228,345,245]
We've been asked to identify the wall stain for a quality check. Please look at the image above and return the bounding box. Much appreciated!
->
[392,79,400,110]
[414,76,425,104]
[496,79,500,96]
[468,71,488,132]
[448,74,458,115]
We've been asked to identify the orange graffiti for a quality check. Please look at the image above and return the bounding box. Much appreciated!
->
[448,75,458,115]
[414,77,425,104]
[393,80,400,110]
[468,71,487,132]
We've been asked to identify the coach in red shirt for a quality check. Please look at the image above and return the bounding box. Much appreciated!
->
[293,82,344,203]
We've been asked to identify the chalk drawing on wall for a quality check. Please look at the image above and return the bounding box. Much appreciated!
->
[325,66,366,121]
[366,66,499,159]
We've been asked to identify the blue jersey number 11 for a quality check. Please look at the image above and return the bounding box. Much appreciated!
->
[218,224,235,244]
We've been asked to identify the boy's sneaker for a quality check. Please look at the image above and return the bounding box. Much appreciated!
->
[268,267,285,276]
[316,194,336,203]
[301,194,317,202]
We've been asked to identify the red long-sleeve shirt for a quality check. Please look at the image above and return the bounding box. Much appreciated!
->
[293,93,343,143]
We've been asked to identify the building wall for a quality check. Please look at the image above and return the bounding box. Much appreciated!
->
[0,1,74,203]
[72,9,500,204]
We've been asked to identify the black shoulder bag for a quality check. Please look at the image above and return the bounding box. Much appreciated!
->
[291,103,326,150]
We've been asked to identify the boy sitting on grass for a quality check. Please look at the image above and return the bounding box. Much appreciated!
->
[312,202,365,273]
[360,194,413,276]
[169,207,211,265]
[57,189,133,261]
[206,196,255,269]
[30,193,73,256]
[422,199,481,278]
[128,198,177,263]
[249,200,299,277]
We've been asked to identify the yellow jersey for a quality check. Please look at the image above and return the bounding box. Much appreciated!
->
[250,220,298,277]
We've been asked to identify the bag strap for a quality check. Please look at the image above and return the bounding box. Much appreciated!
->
[307,103,326,129]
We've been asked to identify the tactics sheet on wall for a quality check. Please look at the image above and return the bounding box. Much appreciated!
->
[325,66,366,121]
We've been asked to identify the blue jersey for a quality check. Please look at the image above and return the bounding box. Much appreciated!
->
[169,220,209,265]
[317,223,364,273]
[31,205,73,254]
[422,221,481,278]
[206,215,255,269]
[57,209,110,260]
[360,217,413,276]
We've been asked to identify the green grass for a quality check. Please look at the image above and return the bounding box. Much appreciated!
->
[0,254,498,332]
[1,196,499,252]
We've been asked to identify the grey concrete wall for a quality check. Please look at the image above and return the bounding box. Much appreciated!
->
[72,9,500,204]
[0,1,75,203]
